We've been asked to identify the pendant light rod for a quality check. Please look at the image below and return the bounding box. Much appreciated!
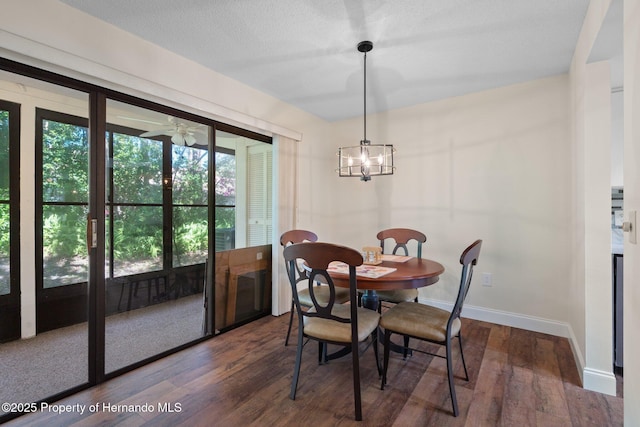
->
[363,46,367,142]
[358,41,373,144]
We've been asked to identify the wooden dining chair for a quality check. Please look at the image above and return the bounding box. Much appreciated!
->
[374,228,427,309]
[380,239,482,416]
[283,242,381,421]
[280,230,350,346]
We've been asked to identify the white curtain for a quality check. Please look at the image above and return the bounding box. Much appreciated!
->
[271,135,298,316]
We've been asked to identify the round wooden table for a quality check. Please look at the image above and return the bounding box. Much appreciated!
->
[325,256,445,359]
[328,257,445,311]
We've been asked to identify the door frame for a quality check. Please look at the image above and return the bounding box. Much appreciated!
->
[0,99,21,342]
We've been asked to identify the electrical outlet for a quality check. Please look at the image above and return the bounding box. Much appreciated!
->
[256,252,263,260]
[481,272,492,287]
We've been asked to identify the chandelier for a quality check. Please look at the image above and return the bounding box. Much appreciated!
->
[338,41,395,181]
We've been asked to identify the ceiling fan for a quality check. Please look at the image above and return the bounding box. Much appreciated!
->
[138,116,206,146]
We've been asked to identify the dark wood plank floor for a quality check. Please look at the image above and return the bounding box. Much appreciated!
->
[5,315,623,426]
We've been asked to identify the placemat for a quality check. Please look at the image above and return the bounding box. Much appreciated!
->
[327,262,397,278]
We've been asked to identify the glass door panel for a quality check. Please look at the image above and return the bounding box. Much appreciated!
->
[104,100,210,373]
[214,130,272,332]
[0,99,19,343]
[0,70,90,415]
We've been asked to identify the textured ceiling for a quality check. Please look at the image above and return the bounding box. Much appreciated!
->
[59,0,594,122]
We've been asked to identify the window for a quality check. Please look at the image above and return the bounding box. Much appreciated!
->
[246,144,272,247]
[39,112,89,288]
[215,129,273,249]
[108,130,164,276]
[172,143,209,267]
[0,100,19,308]
[35,111,213,288]
[0,107,10,296]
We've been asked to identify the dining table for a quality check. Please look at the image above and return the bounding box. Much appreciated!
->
[327,254,445,312]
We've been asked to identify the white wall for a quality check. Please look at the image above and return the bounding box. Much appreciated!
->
[323,2,621,395]
[583,61,615,394]
[624,0,640,422]
[330,76,574,327]
[569,0,617,396]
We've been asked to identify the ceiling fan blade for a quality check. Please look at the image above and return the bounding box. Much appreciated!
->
[171,133,186,145]
[140,130,173,138]
[190,126,208,135]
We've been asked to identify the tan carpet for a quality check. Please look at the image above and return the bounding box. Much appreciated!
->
[0,294,204,411]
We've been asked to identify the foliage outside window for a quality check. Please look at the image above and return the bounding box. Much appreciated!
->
[172,144,208,267]
[0,110,9,295]
[37,111,270,285]
[41,119,89,288]
[39,116,215,285]
[110,133,163,276]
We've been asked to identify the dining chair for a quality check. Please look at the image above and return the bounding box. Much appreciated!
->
[283,242,381,421]
[379,239,482,417]
[280,230,350,346]
[373,228,427,309]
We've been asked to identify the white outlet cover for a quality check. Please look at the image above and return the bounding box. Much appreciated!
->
[481,273,492,286]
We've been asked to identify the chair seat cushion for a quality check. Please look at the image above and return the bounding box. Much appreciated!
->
[379,301,461,343]
[298,285,350,307]
[375,289,418,303]
[304,304,380,343]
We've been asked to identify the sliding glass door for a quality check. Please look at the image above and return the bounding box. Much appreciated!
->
[0,61,274,422]
[104,100,210,373]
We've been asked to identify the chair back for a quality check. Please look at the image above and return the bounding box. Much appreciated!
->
[280,230,318,283]
[280,230,318,247]
[449,240,483,327]
[283,242,362,324]
[377,228,427,258]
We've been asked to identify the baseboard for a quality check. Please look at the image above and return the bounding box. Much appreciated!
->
[564,322,586,385]
[419,298,616,396]
[583,367,618,396]
[420,298,572,337]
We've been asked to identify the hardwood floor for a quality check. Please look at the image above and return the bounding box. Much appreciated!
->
[5,315,623,426]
